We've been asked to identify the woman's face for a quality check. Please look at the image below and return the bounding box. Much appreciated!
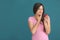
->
[35,5,43,16]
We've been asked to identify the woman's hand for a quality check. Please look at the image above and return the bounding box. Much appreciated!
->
[37,15,42,23]
[44,15,50,25]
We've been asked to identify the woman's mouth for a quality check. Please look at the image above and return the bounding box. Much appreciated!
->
[39,15,41,17]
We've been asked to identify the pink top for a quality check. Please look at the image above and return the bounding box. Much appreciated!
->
[28,16,49,40]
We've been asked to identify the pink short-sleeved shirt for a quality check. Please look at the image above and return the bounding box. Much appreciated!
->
[28,16,49,40]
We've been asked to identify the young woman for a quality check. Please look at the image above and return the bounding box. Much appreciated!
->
[28,2,51,40]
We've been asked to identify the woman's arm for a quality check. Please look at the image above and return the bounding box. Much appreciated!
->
[28,16,42,35]
[44,15,51,35]
[28,21,40,35]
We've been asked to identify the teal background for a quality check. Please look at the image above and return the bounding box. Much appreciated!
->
[0,0,60,40]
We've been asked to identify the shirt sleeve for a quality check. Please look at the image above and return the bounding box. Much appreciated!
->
[28,17,33,23]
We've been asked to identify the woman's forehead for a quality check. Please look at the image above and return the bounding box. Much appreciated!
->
[39,6,43,9]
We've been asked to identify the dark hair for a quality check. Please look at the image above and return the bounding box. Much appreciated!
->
[33,2,46,32]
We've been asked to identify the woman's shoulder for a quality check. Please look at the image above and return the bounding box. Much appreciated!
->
[28,16,34,19]
[28,16,34,22]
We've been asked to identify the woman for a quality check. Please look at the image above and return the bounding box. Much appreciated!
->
[28,2,51,40]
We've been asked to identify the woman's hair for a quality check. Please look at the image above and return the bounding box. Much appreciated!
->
[33,2,46,32]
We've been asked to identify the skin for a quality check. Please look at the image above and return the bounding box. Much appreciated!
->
[28,5,51,35]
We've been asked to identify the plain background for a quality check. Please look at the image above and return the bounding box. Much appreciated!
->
[0,0,60,40]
